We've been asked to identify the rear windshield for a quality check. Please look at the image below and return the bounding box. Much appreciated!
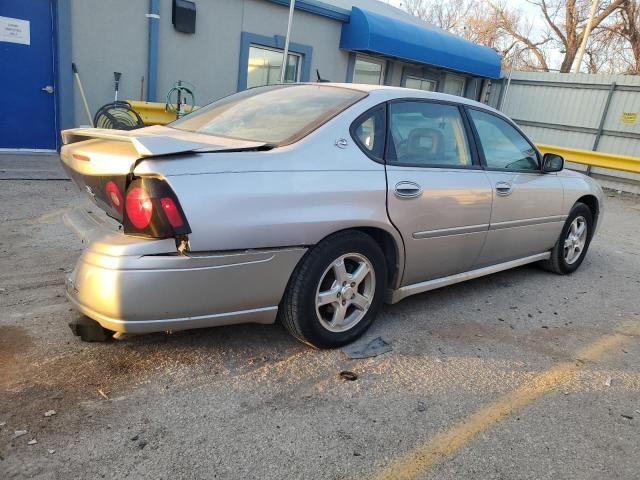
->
[170,84,367,145]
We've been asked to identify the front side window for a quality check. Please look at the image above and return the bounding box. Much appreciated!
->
[387,101,472,167]
[404,76,437,92]
[171,84,367,145]
[469,109,540,171]
[353,56,385,85]
[247,45,301,89]
[351,105,385,160]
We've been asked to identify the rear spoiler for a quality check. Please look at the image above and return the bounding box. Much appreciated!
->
[61,128,214,158]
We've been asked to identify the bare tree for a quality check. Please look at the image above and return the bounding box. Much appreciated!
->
[491,2,553,71]
[403,0,627,73]
[532,0,627,72]
[404,0,473,31]
[403,0,540,70]
[614,0,640,73]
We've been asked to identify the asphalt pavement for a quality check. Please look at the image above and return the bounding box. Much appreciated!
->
[1,154,639,479]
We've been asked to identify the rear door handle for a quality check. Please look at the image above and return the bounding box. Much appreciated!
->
[495,182,512,196]
[394,181,422,199]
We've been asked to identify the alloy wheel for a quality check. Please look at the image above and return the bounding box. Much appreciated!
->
[564,216,588,265]
[315,253,376,333]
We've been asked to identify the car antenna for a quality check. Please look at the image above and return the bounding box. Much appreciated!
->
[316,69,331,83]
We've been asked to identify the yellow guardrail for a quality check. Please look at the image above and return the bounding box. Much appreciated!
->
[127,100,198,126]
[537,144,640,174]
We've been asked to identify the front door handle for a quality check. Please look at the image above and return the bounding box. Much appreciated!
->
[394,181,423,199]
[495,182,512,196]
[41,85,54,94]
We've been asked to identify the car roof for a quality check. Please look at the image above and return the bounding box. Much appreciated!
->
[301,82,502,116]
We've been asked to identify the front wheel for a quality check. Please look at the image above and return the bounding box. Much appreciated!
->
[279,231,386,348]
[540,202,593,275]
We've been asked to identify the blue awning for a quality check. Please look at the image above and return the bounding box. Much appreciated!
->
[340,7,501,79]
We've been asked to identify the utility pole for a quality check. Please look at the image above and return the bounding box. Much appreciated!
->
[280,0,296,83]
[574,0,599,73]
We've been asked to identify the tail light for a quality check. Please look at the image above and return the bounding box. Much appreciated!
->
[105,180,124,215]
[125,187,153,229]
[123,178,191,238]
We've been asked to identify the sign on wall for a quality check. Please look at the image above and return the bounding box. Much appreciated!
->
[0,16,30,46]
[621,112,638,125]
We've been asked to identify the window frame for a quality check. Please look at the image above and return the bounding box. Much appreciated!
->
[464,106,543,174]
[383,98,483,170]
[246,44,302,88]
[349,103,387,164]
[404,76,438,92]
[352,55,386,85]
[237,32,313,92]
[443,73,466,97]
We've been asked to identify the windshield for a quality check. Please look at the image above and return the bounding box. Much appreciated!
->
[170,84,367,145]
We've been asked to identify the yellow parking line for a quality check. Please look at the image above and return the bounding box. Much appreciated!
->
[374,322,640,480]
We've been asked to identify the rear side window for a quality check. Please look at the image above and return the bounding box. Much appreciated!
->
[351,105,386,160]
[387,101,472,167]
[171,84,367,145]
[468,109,540,171]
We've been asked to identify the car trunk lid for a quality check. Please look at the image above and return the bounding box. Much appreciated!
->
[60,125,268,222]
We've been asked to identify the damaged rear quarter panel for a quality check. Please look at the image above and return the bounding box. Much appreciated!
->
[135,121,398,254]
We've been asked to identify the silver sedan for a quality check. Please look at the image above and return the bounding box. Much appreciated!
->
[60,83,603,347]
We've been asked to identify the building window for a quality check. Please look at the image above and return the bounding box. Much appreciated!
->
[404,76,437,92]
[247,45,301,89]
[353,56,385,85]
[443,74,466,97]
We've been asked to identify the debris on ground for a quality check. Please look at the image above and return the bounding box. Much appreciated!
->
[98,388,109,400]
[28,439,38,445]
[339,371,358,381]
[44,410,56,417]
[48,449,56,454]
[417,401,426,412]
[341,337,392,359]
[13,430,27,439]
[605,377,613,387]
[0,421,6,427]
[620,414,634,420]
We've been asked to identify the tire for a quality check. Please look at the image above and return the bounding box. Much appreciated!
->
[540,202,593,275]
[279,230,387,348]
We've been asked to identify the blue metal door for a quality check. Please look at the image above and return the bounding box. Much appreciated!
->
[0,0,57,149]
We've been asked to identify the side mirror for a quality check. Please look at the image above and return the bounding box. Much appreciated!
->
[542,153,564,173]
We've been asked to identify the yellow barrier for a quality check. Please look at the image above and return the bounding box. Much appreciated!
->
[127,100,198,126]
[537,144,640,174]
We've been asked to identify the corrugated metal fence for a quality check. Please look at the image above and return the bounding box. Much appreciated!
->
[486,72,640,191]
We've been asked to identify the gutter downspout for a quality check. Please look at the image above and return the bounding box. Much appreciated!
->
[146,0,160,101]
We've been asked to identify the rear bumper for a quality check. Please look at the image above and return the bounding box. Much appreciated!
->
[63,207,306,333]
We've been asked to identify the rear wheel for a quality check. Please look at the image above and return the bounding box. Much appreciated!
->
[540,202,593,275]
[279,231,386,348]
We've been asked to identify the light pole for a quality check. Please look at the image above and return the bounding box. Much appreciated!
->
[280,0,296,83]
[574,0,599,73]
[500,45,523,111]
